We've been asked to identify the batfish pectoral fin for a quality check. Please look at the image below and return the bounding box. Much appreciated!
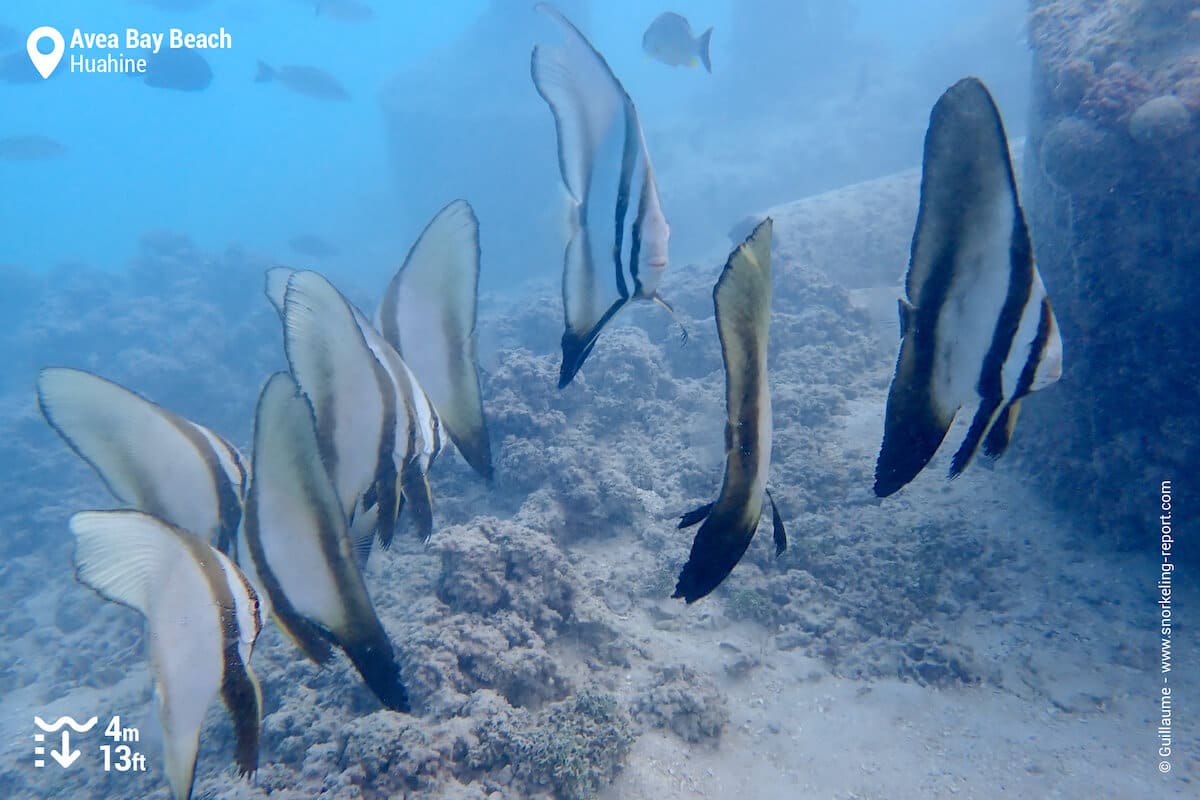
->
[400,458,434,544]
[559,294,628,389]
[982,398,1021,459]
[678,501,714,529]
[897,297,916,338]
[949,395,1004,479]
[651,292,690,345]
[765,488,786,556]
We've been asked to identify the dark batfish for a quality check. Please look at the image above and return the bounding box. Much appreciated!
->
[315,0,376,22]
[288,233,340,258]
[0,135,67,161]
[532,3,678,389]
[144,47,213,92]
[674,219,787,604]
[255,61,349,101]
[642,12,713,73]
[873,77,1063,498]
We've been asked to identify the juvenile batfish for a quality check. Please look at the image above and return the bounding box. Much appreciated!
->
[38,368,246,554]
[532,3,677,388]
[71,510,265,800]
[674,219,786,603]
[873,77,1063,497]
[238,371,410,711]
[642,12,713,73]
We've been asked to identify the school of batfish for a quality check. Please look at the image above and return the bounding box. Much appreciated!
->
[35,6,1061,799]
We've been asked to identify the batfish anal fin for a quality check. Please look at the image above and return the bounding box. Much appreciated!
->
[340,631,410,713]
[982,398,1021,459]
[898,297,916,338]
[559,295,628,389]
[672,501,762,603]
[400,459,434,544]
[678,501,714,529]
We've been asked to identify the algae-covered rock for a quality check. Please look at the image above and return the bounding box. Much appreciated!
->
[1129,94,1193,144]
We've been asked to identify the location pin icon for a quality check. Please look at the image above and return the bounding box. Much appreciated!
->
[27,26,65,80]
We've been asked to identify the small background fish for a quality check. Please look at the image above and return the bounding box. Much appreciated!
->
[0,135,67,161]
[255,61,350,101]
[642,11,713,73]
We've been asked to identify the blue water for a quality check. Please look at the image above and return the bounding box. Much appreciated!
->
[1,0,1025,291]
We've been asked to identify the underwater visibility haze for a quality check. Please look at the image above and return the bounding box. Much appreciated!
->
[0,1,1196,799]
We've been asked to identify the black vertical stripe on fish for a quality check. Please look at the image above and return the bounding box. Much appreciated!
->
[175,527,262,784]
[982,296,1053,458]
[611,107,638,302]
[240,455,334,666]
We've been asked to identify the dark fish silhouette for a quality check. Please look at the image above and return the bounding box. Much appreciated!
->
[0,135,67,161]
[0,24,19,52]
[255,61,349,101]
[315,0,375,21]
[288,234,340,258]
[144,47,213,92]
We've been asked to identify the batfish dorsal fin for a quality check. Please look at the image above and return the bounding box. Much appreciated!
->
[38,368,245,552]
[263,266,294,319]
[376,199,493,482]
[674,219,775,603]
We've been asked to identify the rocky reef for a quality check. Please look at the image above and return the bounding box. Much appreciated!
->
[1025,0,1199,562]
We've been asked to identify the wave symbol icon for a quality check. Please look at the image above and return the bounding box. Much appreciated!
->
[33,716,98,733]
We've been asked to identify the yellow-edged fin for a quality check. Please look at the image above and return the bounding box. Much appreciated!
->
[240,372,410,711]
[673,218,779,603]
[70,510,264,800]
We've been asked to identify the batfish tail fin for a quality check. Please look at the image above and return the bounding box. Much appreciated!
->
[697,27,713,73]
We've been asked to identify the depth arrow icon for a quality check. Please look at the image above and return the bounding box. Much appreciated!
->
[50,731,80,768]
